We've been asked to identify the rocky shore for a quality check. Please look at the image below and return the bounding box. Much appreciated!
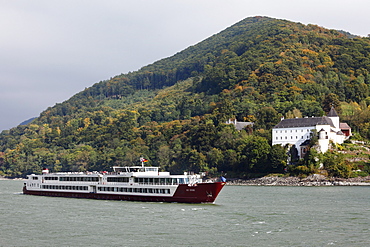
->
[226,174,370,186]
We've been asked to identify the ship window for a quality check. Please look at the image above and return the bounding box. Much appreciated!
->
[107,177,129,183]
[32,177,38,180]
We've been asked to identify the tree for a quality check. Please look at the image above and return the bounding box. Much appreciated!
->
[323,151,352,178]
[239,136,270,172]
[254,107,280,130]
[269,145,288,172]
[322,93,341,113]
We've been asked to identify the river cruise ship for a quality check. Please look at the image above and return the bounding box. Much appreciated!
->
[23,166,226,203]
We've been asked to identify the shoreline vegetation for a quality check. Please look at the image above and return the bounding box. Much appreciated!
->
[226,174,370,186]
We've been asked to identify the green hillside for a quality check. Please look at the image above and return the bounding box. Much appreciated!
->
[1,16,370,178]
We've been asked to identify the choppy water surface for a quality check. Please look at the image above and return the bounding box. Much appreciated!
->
[1,180,369,246]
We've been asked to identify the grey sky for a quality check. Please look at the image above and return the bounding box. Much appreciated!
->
[1,0,369,131]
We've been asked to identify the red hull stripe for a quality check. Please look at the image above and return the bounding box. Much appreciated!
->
[23,182,226,203]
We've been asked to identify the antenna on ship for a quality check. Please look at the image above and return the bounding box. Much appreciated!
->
[140,157,148,167]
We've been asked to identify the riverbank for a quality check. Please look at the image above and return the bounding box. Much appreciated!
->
[226,174,370,186]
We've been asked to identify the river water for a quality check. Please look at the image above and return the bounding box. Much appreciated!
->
[1,180,369,247]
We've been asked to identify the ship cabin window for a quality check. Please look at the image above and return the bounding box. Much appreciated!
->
[107,177,129,183]
[178,178,189,184]
[32,177,38,180]
[59,177,99,182]
[134,177,182,185]
[145,167,158,172]
[42,185,88,190]
[98,186,170,194]
[44,176,58,180]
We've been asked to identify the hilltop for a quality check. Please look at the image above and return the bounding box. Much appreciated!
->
[0,16,369,178]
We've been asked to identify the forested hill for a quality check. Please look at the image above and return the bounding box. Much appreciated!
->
[1,16,370,178]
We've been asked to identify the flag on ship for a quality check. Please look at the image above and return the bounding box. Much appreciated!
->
[140,157,148,162]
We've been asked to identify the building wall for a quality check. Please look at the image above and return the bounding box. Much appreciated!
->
[272,126,314,147]
[272,126,314,158]
[272,124,334,157]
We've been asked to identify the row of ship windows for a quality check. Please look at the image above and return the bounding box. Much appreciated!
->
[42,185,88,190]
[58,177,99,182]
[134,177,187,185]
[98,187,171,194]
[44,177,127,182]
[42,177,187,184]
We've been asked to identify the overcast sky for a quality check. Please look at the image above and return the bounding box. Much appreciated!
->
[1,0,369,131]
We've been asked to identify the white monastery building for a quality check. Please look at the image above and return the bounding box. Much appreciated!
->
[272,107,351,158]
